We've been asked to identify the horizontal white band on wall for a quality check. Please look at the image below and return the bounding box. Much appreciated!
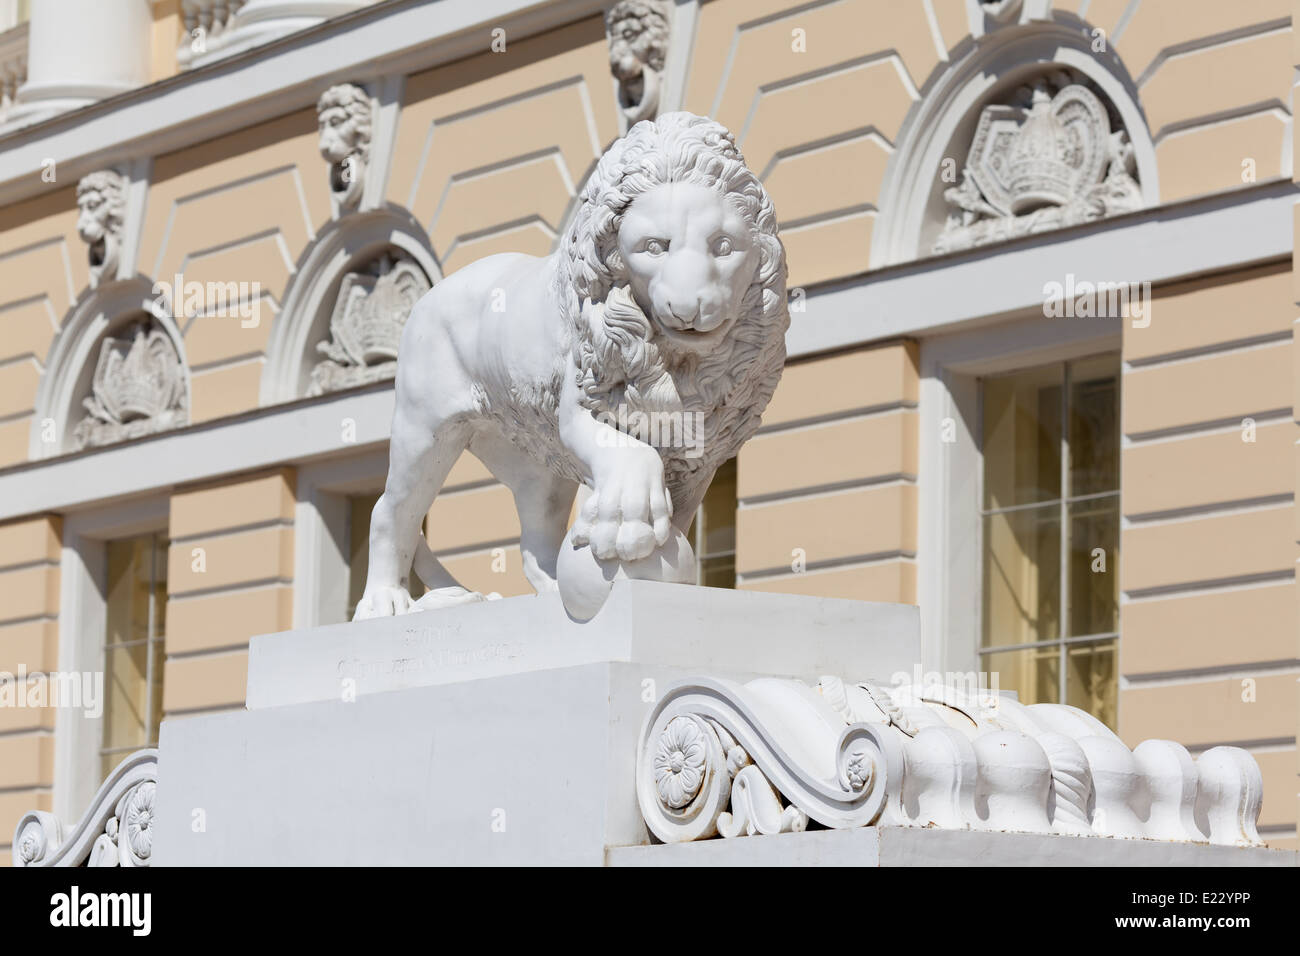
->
[0,180,1293,523]
[787,180,1297,358]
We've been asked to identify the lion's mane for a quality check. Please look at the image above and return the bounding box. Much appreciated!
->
[552,112,789,499]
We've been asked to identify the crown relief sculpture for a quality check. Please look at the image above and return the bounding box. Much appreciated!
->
[73,322,188,450]
[605,0,671,125]
[933,73,1143,254]
[308,251,432,396]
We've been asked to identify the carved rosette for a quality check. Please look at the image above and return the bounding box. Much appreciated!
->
[605,1,671,125]
[13,749,157,868]
[317,82,372,213]
[73,320,188,450]
[636,678,895,844]
[308,251,431,395]
[934,72,1142,254]
[76,170,127,288]
[636,677,1268,846]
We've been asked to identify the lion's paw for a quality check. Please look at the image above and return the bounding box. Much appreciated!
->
[572,451,673,562]
[353,585,415,620]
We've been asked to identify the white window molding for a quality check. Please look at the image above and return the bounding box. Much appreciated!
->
[916,308,1121,677]
[54,495,168,821]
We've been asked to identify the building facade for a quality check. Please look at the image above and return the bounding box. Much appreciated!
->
[0,0,1296,859]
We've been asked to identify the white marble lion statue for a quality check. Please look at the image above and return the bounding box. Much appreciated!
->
[355,112,789,620]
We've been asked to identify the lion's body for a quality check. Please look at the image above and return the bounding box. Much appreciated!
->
[396,251,581,482]
[355,113,789,619]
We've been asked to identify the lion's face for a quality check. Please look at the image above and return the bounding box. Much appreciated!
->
[318,105,361,165]
[76,188,109,245]
[608,13,663,80]
[616,182,760,357]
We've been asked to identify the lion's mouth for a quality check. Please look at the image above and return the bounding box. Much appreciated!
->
[654,315,735,351]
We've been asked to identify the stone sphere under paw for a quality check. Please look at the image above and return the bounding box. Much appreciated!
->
[557,524,695,621]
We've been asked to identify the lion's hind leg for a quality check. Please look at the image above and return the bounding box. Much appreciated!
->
[468,433,578,594]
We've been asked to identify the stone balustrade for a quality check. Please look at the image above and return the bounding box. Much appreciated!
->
[178,0,374,69]
[0,20,26,125]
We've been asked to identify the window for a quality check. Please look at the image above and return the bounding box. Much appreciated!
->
[979,355,1119,727]
[101,533,167,778]
[688,458,737,588]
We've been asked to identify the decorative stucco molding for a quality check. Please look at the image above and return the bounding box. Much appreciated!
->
[869,20,1158,267]
[932,73,1142,254]
[637,676,1265,847]
[317,82,372,214]
[308,250,430,395]
[72,319,188,450]
[605,0,671,126]
[76,169,126,289]
[13,749,157,868]
[259,207,441,405]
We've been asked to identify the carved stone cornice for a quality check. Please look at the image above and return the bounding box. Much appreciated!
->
[13,749,157,868]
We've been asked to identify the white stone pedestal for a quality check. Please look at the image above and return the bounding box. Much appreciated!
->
[153,582,920,865]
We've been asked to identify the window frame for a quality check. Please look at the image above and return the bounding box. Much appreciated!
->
[56,496,168,820]
[99,531,169,777]
[975,356,1122,715]
[916,310,1122,690]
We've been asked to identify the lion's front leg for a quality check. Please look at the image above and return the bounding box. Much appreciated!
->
[570,439,673,561]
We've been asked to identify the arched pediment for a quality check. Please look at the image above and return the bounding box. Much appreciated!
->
[30,275,190,459]
[871,15,1159,267]
[259,205,441,405]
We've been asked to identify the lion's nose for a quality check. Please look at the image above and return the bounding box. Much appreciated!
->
[666,299,700,328]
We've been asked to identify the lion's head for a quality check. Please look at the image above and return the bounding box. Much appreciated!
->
[606,1,670,81]
[555,112,789,494]
[76,171,125,249]
[317,83,372,168]
[77,170,127,285]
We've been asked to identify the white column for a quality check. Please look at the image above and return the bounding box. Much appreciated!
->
[8,0,152,125]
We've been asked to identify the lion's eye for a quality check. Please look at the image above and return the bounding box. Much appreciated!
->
[711,237,734,257]
[643,239,668,255]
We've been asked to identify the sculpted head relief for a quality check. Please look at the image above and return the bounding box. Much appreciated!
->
[76,170,127,288]
[317,83,372,211]
[605,0,671,124]
[353,112,788,622]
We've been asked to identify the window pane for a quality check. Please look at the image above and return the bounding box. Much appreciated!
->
[698,458,736,558]
[700,553,734,589]
[105,538,151,646]
[982,646,1060,706]
[981,504,1060,647]
[1067,356,1120,497]
[982,364,1062,510]
[1068,495,1119,637]
[102,532,167,778]
[104,642,150,754]
[1067,639,1118,730]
